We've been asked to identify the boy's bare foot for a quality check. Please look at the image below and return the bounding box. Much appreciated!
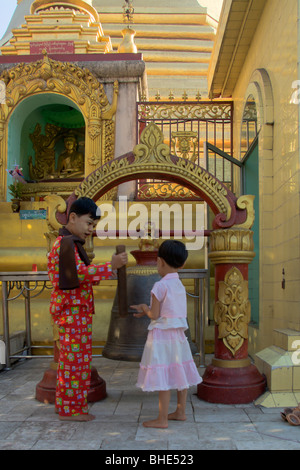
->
[168,411,187,421]
[59,414,95,422]
[143,419,168,429]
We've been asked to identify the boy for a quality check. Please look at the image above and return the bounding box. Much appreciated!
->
[48,197,127,421]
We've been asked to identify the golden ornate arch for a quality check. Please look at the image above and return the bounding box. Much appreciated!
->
[73,123,254,229]
[0,51,118,199]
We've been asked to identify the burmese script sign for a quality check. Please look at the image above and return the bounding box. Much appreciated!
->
[30,41,75,54]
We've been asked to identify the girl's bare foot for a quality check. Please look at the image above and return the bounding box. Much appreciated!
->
[168,411,187,421]
[59,414,95,422]
[143,418,168,429]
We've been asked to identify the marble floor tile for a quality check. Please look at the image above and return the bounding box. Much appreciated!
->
[1,357,300,450]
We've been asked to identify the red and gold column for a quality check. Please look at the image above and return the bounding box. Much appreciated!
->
[197,228,266,404]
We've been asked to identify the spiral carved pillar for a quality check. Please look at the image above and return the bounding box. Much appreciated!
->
[197,228,266,404]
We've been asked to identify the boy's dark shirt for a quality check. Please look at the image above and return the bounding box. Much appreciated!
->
[58,227,90,290]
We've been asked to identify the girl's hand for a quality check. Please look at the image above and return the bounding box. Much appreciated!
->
[131,304,149,318]
[131,294,160,320]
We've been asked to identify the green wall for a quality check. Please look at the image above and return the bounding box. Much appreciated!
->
[244,139,259,325]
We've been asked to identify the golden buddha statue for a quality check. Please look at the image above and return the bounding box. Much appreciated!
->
[57,134,84,178]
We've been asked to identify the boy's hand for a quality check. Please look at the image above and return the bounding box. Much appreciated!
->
[111,252,128,270]
[131,304,149,318]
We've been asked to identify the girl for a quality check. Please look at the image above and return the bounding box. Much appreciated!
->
[131,240,202,428]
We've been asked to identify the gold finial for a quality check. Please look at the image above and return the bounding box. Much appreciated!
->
[168,91,174,101]
[40,49,52,80]
[182,91,188,101]
[123,0,135,25]
[155,90,161,101]
[118,1,137,53]
[195,91,202,101]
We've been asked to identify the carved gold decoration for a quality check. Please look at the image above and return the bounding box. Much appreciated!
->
[138,102,232,121]
[45,194,67,232]
[133,123,172,165]
[234,195,255,229]
[75,123,234,224]
[29,123,59,180]
[0,53,118,200]
[44,194,67,252]
[127,266,158,276]
[209,228,255,264]
[171,130,198,161]
[22,181,80,200]
[214,267,251,356]
[137,181,199,200]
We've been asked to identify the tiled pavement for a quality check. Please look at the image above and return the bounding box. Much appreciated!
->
[0,356,299,451]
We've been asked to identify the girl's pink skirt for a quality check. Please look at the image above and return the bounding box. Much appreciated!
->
[136,328,202,392]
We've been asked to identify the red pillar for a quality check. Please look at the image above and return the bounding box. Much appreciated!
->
[197,229,266,404]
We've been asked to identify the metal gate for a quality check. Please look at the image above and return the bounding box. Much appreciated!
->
[136,100,234,200]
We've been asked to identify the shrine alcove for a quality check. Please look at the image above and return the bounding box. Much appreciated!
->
[7,92,85,200]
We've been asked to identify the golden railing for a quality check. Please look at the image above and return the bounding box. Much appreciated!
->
[136,100,234,200]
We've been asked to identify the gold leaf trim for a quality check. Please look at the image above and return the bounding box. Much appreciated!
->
[214,267,251,356]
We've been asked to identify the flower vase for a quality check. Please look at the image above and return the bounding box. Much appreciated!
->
[11,198,21,213]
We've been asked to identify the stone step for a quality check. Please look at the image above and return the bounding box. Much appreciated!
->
[255,345,300,393]
[273,328,300,352]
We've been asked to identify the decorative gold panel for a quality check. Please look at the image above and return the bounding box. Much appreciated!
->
[171,130,198,161]
[138,102,232,120]
[209,228,255,264]
[214,267,251,356]
[137,181,200,200]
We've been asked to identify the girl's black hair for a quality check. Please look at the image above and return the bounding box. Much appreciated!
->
[158,240,188,268]
[68,197,100,220]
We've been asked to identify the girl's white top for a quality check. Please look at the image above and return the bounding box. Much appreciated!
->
[148,272,188,331]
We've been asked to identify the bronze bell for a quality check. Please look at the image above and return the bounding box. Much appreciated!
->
[102,237,197,361]
[102,247,160,362]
